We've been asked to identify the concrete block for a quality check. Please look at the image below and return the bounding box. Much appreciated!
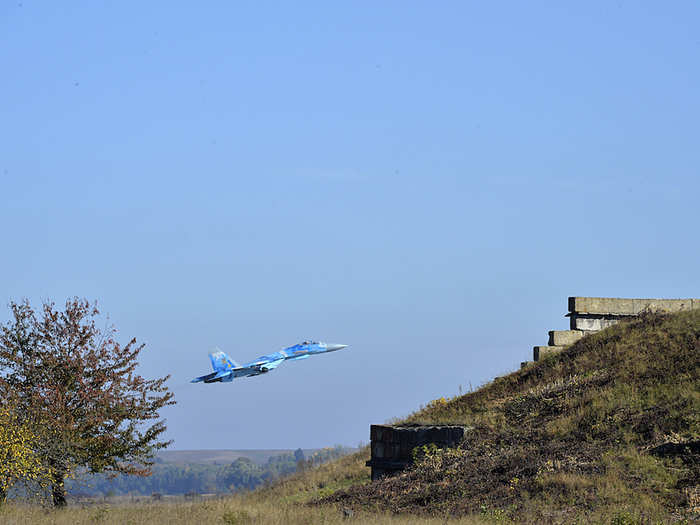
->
[548,330,585,346]
[371,467,386,481]
[533,345,565,361]
[389,443,401,459]
[569,315,621,331]
[372,441,384,459]
[633,298,698,313]
[568,297,699,315]
[569,297,637,315]
[438,428,451,442]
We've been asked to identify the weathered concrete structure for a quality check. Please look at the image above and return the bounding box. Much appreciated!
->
[531,297,699,362]
[366,424,467,480]
[371,296,699,480]
[533,345,566,361]
[548,330,585,346]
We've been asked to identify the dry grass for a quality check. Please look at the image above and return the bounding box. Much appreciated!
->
[0,497,491,525]
[2,310,698,524]
[323,309,700,523]
[254,447,370,503]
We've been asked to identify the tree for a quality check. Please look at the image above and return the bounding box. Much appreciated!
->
[294,448,306,472]
[0,401,52,504]
[218,458,263,491]
[0,298,175,506]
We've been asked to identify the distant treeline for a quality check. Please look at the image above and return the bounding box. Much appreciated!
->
[66,447,350,497]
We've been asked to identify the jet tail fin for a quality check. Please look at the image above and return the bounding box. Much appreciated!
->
[209,348,240,372]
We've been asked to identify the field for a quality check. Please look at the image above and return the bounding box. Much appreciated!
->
[1,309,698,524]
[0,451,487,524]
[0,497,490,525]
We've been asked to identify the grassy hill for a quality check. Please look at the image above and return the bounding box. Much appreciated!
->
[320,309,699,522]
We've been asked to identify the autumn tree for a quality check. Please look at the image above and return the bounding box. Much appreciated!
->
[0,401,53,504]
[0,298,175,506]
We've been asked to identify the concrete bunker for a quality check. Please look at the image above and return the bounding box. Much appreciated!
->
[366,424,467,480]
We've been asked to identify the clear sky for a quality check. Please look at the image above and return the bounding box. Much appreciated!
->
[1,2,698,450]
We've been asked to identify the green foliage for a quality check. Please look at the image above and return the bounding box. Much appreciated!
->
[411,443,467,480]
[479,505,512,523]
[411,443,440,462]
[66,446,351,496]
[221,509,252,524]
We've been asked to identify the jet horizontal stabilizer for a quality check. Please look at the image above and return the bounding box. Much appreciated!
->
[191,369,234,383]
[191,371,217,383]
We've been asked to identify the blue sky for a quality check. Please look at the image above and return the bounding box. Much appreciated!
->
[1,1,698,450]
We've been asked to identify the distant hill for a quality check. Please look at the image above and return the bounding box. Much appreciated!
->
[256,309,699,523]
[156,449,322,466]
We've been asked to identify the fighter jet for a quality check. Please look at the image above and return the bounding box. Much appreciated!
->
[191,341,348,383]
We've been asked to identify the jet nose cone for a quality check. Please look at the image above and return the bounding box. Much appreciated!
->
[326,343,348,352]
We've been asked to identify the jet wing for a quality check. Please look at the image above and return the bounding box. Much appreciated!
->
[256,357,285,372]
[235,357,286,376]
[287,354,310,362]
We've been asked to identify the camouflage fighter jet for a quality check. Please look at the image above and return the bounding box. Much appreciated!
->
[191,341,348,383]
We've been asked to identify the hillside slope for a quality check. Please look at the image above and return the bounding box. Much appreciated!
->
[321,310,699,523]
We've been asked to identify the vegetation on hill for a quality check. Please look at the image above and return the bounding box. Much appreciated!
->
[322,309,700,522]
[65,446,350,497]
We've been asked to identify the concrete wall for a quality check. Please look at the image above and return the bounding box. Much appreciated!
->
[568,297,698,316]
[528,296,700,363]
